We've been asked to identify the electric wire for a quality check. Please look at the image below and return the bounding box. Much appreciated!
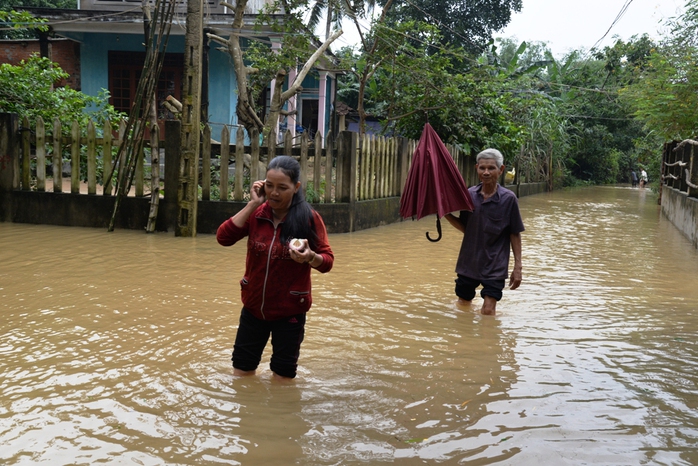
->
[1,1,640,106]
[589,0,635,52]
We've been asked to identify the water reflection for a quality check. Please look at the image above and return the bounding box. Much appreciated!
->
[1,186,698,464]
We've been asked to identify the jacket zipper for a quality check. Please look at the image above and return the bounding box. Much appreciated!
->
[259,221,278,319]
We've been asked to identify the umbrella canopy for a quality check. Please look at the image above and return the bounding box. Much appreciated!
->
[399,124,475,241]
[400,124,474,236]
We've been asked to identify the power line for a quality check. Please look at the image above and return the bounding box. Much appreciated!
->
[589,0,635,51]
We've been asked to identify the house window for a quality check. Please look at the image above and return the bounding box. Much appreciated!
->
[108,51,183,119]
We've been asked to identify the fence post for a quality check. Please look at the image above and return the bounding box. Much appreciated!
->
[70,121,80,194]
[0,113,19,221]
[669,145,683,189]
[53,118,63,193]
[679,144,690,193]
[689,145,698,199]
[250,128,261,182]
[87,120,96,195]
[202,124,211,201]
[164,120,182,232]
[300,131,309,189]
[21,116,30,191]
[396,137,409,196]
[313,132,323,200]
[337,131,358,229]
[102,119,113,196]
[36,116,46,192]
[324,133,334,204]
[358,133,367,200]
[220,126,230,201]
[234,126,245,201]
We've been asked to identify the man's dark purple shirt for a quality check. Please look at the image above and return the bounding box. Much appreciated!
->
[455,183,525,281]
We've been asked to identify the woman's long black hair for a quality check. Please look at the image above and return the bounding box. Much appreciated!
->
[267,155,318,249]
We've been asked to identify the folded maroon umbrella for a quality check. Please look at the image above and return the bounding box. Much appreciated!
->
[400,123,474,241]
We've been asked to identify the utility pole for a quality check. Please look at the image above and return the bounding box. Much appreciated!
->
[175,0,204,237]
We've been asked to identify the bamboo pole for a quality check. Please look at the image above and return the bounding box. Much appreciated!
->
[135,122,144,197]
[146,124,161,232]
[112,0,175,232]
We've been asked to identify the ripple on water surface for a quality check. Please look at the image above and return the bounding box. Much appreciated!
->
[1,187,698,465]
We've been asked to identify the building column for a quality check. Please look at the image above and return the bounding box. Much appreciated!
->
[329,71,336,139]
[317,71,328,142]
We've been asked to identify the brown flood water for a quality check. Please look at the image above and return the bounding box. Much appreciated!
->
[1,186,698,465]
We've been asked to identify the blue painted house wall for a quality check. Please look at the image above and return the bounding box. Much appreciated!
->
[58,31,237,141]
[55,29,332,144]
[206,51,238,141]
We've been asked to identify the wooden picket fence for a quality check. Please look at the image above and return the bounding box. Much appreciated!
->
[15,115,469,204]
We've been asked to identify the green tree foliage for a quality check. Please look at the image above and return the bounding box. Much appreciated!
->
[330,0,679,188]
[0,9,47,39]
[622,7,698,141]
[533,37,653,185]
[385,0,522,53]
[1,0,76,38]
[0,54,123,132]
[0,0,76,10]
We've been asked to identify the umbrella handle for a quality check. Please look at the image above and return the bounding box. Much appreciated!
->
[426,217,442,242]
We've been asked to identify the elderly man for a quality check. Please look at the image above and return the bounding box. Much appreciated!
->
[445,148,524,315]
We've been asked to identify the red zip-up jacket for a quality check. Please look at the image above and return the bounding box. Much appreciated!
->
[216,202,334,321]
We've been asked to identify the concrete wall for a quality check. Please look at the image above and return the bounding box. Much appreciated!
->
[0,184,548,236]
[660,185,698,248]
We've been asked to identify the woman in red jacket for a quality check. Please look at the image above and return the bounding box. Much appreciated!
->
[217,155,334,380]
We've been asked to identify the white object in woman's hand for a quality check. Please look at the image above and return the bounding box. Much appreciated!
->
[288,238,310,264]
[288,238,307,252]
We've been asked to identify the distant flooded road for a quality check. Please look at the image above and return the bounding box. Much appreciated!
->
[1,186,698,465]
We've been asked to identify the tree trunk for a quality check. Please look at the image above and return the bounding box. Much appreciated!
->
[210,8,342,140]
[266,29,343,139]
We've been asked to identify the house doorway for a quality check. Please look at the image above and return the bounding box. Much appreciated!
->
[301,99,319,139]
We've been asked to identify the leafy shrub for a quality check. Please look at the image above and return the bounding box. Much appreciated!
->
[0,54,123,133]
